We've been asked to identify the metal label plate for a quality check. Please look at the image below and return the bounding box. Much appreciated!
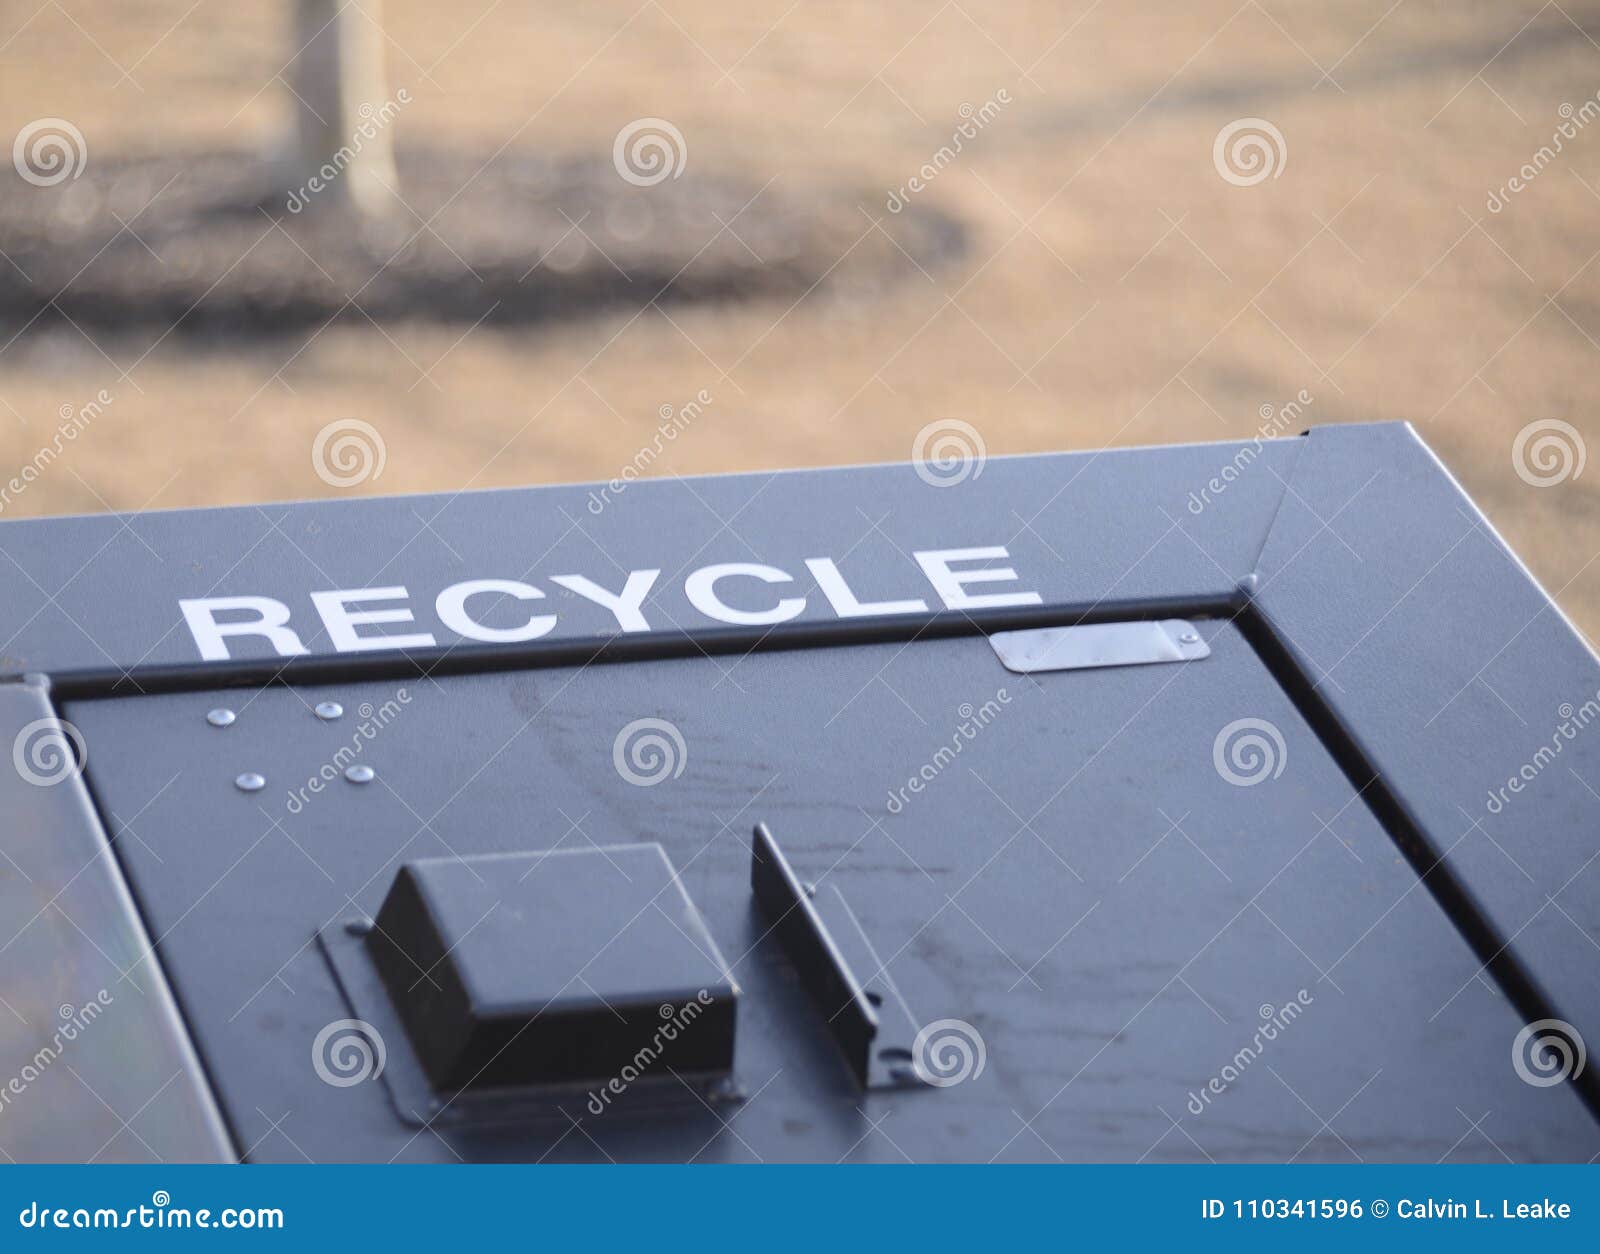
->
[987,620,1211,674]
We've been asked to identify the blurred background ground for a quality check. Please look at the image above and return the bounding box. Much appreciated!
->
[2,1,1599,633]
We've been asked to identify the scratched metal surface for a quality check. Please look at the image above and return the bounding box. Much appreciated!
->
[65,622,1599,1161]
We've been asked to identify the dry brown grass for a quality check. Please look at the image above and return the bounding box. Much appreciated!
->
[3,1,1599,633]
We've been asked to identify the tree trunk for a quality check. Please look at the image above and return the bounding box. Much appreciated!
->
[286,0,398,217]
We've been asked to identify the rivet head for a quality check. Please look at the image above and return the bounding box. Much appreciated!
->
[314,701,344,721]
[1180,632,1201,644]
[234,772,266,793]
[344,764,375,784]
[344,916,373,937]
[206,708,236,728]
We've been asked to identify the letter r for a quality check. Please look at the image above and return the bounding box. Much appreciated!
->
[180,596,309,662]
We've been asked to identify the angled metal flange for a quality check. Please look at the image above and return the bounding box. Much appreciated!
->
[750,822,923,1089]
